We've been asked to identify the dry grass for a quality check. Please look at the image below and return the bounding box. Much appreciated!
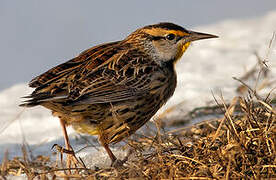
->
[1,92,275,179]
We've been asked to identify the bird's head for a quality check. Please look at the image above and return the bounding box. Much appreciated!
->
[125,22,218,65]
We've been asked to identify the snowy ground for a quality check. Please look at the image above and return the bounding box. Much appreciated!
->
[0,11,275,168]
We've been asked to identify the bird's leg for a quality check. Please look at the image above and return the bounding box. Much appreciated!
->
[98,136,118,164]
[59,118,80,170]
[59,118,71,150]
[98,135,126,168]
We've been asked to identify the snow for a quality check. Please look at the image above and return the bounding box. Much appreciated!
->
[0,11,276,169]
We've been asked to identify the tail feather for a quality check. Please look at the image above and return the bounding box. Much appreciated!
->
[19,93,67,107]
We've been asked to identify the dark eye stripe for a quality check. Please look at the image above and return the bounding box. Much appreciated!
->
[150,35,183,41]
[176,36,183,42]
[151,36,165,41]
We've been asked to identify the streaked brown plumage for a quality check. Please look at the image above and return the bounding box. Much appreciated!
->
[20,22,217,166]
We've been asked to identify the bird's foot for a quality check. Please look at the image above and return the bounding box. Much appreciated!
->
[111,148,133,168]
[52,144,85,174]
[111,159,125,168]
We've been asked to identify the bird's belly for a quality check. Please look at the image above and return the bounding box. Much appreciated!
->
[71,89,173,144]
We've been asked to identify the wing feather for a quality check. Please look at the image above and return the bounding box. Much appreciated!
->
[21,41,158,107]
[29,41,120,88]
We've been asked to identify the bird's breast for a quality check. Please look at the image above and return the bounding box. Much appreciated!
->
[150,67,177,106]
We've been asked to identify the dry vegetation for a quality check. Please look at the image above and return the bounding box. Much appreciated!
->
[1,45,276,179]
[1,93,275,179]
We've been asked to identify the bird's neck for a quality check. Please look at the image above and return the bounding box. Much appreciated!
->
[174,42,191,64]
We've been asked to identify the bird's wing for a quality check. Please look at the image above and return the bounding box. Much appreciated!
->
[67,50,158,104]
[21,42,159,107]
[28,41,120,88]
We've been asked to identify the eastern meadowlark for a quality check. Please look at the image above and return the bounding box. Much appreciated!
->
[20,22,217,166]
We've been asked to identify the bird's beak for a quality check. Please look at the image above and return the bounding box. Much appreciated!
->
[186,31,218,42]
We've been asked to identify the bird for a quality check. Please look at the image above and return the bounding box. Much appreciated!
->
[20,22,217,167]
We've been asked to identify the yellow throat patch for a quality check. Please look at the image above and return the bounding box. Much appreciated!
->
[175,42,191,63]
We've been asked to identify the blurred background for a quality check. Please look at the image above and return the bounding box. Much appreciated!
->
[0,0,276,90]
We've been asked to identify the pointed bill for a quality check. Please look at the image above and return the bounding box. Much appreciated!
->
[187,31,218,42]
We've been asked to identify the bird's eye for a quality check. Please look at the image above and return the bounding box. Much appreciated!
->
[166,33,175,40]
